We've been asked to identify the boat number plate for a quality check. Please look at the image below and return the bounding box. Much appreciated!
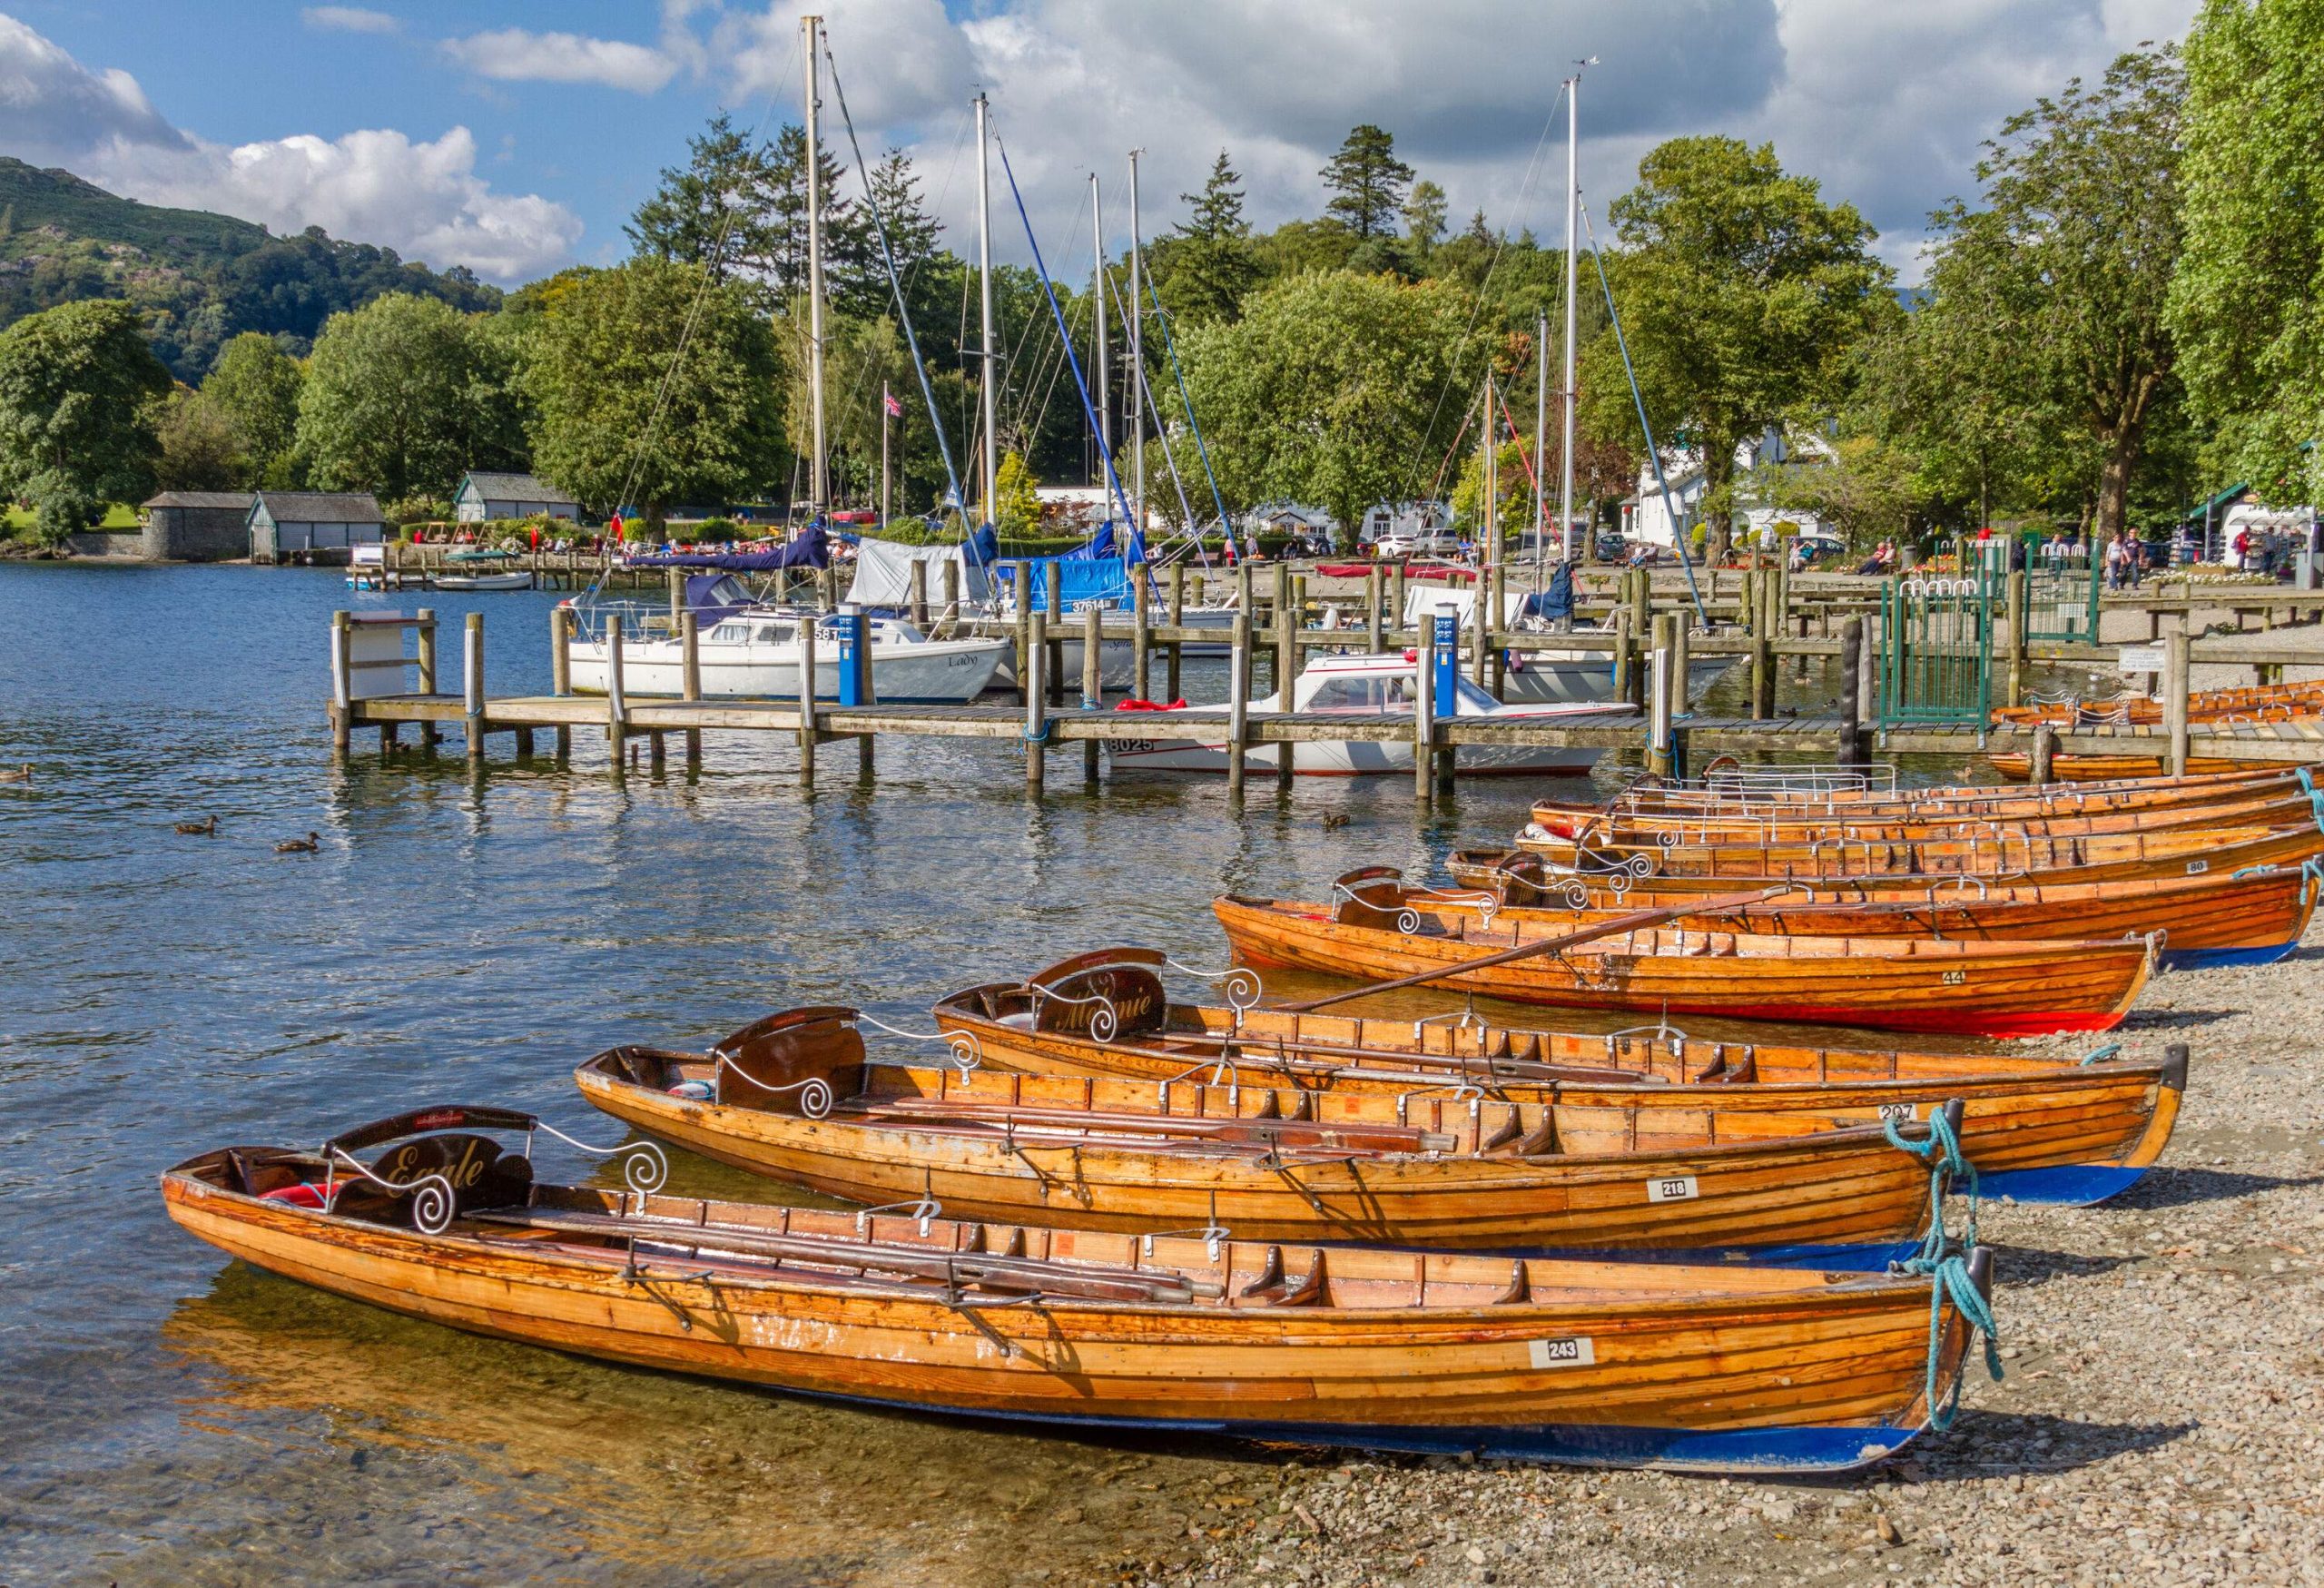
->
[1941,970,1966,985]
[1877,1101,1918,1123]
[2186,860,2209,874]
[1529,1336,1596,1368]
[1646,1175,1699,1203]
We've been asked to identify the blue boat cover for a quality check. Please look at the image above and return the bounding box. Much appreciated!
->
[629,523,831,572]
[1002,522,1148,610]
[1522,562,1575,622]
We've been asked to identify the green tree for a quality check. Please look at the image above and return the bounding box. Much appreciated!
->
[0,298,171,543]
[200,331,302,486]
[524,259,785,529]
[295,293,516,501]
[1320,124,1413,240]
[1450,437,1528,532]
[990,448,1039,537]
[1168,271,1481,530]
[1402,179,1449,255]
[1579,137,1894,558]
[1745,432,1925,548]
[1159,151,1261,324]
[626,113,782,284]
[2168,0,2324,503]
[1912,48,2186,543]
[153,386,248,490]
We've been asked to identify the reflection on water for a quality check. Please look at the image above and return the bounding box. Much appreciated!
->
[0,564,1987,1583]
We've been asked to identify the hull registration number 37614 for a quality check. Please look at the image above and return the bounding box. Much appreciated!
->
[1646,1175,1699,1203]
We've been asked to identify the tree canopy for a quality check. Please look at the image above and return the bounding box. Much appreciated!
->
[1321,124,1415,241]
[0,297,171,541]
[295,292,518,502]
[201,332,303,488]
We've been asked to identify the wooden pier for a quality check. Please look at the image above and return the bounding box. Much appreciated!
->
[329,582,2324,804]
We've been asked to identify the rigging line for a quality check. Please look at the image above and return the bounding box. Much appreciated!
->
[1582,200,1709,626]
[1399,77,1568,507]
[1101,263,1202,552]
[992,126,1138,532]
[823,43,968,527]
[1008,186,1096,450]
[1495,381,1540,490]
[613,32,802,534]
[1140,280,1231,557]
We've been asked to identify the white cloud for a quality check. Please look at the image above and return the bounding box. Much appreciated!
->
[0,12,579,281]
[301,6,400,35]
[441,28,678,94]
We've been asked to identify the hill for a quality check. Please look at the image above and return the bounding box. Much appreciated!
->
[0,158,501,380]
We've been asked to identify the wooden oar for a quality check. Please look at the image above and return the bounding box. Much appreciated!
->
[1274,886,1789,1014]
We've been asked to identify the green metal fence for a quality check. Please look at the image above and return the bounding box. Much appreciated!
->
[2024,549,2102,644]
[1877,574,1993,727]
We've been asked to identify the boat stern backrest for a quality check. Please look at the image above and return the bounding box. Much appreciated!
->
[1333,865,1413,930]
[1028,955,1167,1040]
[712,1006,868,1110]
[332,1132,534,1228]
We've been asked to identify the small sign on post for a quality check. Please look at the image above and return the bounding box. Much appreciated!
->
[2117,644,2168,675]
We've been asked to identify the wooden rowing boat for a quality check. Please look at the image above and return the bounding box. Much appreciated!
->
[1530,766,2301,837]
[1531,786,2310,845]
[1211,893,2152,1037]
[1986,751,2257,782]
[1513,820,2324,887]
[935,947,2188,1206]
[1440,853,2320,968]
[575,1009,1955,1265]
[161,1106,1991,1472]
[1994,678,2324,727]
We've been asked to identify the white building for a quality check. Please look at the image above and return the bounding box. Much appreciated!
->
[1623,429,1837,549]
[455,471,579,524]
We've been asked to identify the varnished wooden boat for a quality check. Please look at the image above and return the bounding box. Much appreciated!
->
[936,947,2188,1206]
[161,1105,1993,1472]
[1212,893,2152,1037]
[1530,765,2301,837]
[1513,819,2324,887]
[576,1009,1958,1266]
[1441,852,2320,968]
[1994,678,2324,726]
[1987,751,2257,782]
[1531,786,2310,846]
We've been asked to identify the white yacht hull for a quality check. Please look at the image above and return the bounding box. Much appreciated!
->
[1494,653,1737,705]
[1108,734,1602,777]
[567,635,1007,704]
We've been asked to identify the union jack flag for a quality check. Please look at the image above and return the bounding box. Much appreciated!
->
[882,386,903,419]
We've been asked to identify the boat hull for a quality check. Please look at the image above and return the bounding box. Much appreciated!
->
[1213,897,2152,1038]
[1109,735,1601,776]
[568,636,1008,704]
[161,1169,1976,1473]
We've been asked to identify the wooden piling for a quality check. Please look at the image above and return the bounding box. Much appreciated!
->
[1166,561,1185,703]
[1413,624,1434,806]
[794,616,815,786]
[1046,563,1067,709]
[2004,568,2027,706]
[940,559,960,636]
[667,567,684,632]
[1013,563,1032,699]
[462,611,485,762]
[1488,565,1508,697]
[1751,571,1777,719]
[1648,612,1677,778]
[330,610,352,755]
[1837,616,1865,768]
[1082,602,1103,785]
[550,604,573,762]
[415,607,441,745]
[680,611,703,768]
[1226,612,1250,802]
[1364,566,1383,654]
[1026,611,1048,793]
[606,613,628,769]
[1670,616,1692,717]
[909,559,929,628]
[1610,607,1633,707]
[1389,562,1406,641]
[2030,723,2056,784]
[1130,573,1150,703]
[2164,624,2191,778]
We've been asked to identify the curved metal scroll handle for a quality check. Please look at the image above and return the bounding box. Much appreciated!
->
[322,1147,459,1235]
[855,1012,983,1076]
[531,1120,670,1196]
[1166,957,1265,1015]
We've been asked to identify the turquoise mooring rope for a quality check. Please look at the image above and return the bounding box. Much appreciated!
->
[2077,1042,2122,1067]
[1882,1101,2002,1429]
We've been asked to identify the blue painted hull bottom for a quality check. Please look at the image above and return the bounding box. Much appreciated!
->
[1978,1163,2149,1205]
[2164,942,2299,969]
[782,1384,1924,1473]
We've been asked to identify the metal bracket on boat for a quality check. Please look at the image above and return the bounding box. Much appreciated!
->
[856,1181,942,1238]
[322,1148,458,1236]
[1157,1057,1239,1114]
[1411,1002,1486,1042]
[1926,875,1990,902]
[1165,958,1264,1017]
[1393,1082,1484,1129]
[1142,1194,1229,1263]
[855,1012,983,1076]
[528,1121,669,1198]
[713,1058,836,1119]
[1601,1023,1688,1064]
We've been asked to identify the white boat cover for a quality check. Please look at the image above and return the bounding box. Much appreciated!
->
[844,538,994,609]
[1402,587,1539,627]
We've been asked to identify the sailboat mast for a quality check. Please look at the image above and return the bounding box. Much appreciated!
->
[975,94,999,529]
[803,15,829,519]
[1090,173,1109,488]
[1559,65,1584,562]
[1480,374,1496,571]
[1128,150,1145,540]
[1534,309,1548,568]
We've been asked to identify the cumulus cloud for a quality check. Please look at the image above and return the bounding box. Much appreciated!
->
[440,28,679,94]
[301,6,400,35]
[0,12,579,281]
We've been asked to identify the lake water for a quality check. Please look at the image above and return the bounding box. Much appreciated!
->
[0,562,1884,1585]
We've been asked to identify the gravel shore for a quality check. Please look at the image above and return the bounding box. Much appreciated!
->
[1044,912,2324,1588]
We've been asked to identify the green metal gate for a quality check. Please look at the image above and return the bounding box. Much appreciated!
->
[1877,574,1993,727]
[2024,547,2102,644]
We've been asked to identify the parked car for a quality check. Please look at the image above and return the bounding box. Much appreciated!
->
[1374,528,1462,558]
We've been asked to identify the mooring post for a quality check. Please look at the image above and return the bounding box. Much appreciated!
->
[1130,573,1151,702]
[605,613,628,769]
[1838,616,1865,769]
[2004,567,2028,707]
[1488,565,1508,697]
[1630,566,1650,656]
[666,567,684,634]
[1166,561,1185,704]
[1235,563,1256,696]
[1025,610,1048,794]
[680,610,703,769]
[414,606,441,747]
[1752,569,1777,718]
[1364,566,1384,654]
[1670,614,1693,720]
[2030,723,2057,784]
[1610,606,1633,708]
[940,558,961,636]
[1648,613,1677,779]
[1046,564,1067,709]
[1226,612,1250,802]
[1413,613,1434,806]
[1082,602,1103,785]
[1013,563,1032,700]
[909,559,929,629]
[462,611,485,762]
[330,610,352,755]
[550,604,574,762]
[1389,562,1407,644]
[2164,623,2191,777]
[795,615,818,786]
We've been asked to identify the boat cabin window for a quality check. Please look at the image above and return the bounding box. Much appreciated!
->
[1303,674,1413,713]
[1448,676,1502,711]
[702,576,753,609]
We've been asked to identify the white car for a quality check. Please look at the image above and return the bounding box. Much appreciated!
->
[1374,528,1462,559]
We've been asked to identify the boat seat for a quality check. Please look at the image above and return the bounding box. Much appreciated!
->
[998,1011,1038,1030]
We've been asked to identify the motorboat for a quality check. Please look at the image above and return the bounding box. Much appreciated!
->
[1403,588,1736,705]
[566,607,1009,704]
[430,548,534,592]
[1106,651,1630,776]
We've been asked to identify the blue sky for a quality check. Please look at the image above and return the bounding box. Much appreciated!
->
[0,0,2196,286]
